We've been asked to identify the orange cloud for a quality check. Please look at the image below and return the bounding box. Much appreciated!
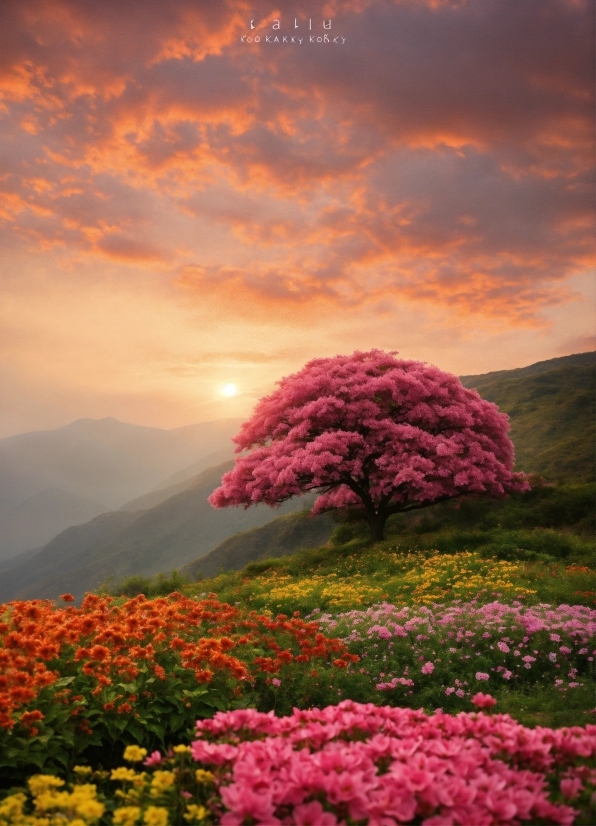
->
[0,0,592,324]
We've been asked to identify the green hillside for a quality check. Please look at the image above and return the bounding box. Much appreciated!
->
[3,352,594,602]
[182,510,335,580]
[461,351,595,482]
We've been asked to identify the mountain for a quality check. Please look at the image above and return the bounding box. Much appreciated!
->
[0,462,308,602]
[118,449,233,513]
[140,449,235,495]
[181,510,335,580]
[0,417,240,559]
[0,488,107,560]
[461,351,595,483]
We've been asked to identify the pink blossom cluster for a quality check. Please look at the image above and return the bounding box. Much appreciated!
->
[312,600,595,698]
[190,700,596,825]
[209,351,527,530]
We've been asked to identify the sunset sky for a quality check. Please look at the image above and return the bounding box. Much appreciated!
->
[0,0,594,438]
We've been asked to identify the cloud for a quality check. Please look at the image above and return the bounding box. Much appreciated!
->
[0,0,592,323]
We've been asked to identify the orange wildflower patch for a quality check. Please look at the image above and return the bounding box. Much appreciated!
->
[0,593,354,732]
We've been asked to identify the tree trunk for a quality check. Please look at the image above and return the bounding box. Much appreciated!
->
[368,511,388,543]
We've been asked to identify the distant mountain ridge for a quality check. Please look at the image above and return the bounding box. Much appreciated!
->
[0,417,241,559]
[0,462,308,602]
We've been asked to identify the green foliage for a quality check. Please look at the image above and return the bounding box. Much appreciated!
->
[101,570,190,598]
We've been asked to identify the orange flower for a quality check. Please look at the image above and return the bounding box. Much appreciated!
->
[59,594,75,602]
[89,645,110,662]
[20,710,44,725]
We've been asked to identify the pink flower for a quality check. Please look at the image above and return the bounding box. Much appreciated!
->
[421,661,435,675]
[143,751,162,766]
[291,801,338,825]
[475,672,489,681]
[272,678,281,687]
[560,777,583,799]
[189,699,596,824]
[471,693,497,709]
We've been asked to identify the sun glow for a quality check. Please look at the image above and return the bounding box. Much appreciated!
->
[220,383,238,397]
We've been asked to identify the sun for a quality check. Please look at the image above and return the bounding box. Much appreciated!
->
[220,383,238,397]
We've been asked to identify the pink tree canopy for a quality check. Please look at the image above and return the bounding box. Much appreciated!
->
[209,350,529,541]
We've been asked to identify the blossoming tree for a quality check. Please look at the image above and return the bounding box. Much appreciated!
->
[209,350,529,541]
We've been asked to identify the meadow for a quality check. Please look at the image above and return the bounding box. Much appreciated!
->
[1,518,595,824]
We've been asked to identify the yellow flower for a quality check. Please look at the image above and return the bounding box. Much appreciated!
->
[150,771,175,797]
[123,746,148,763]
[33,789,72,811]
[183,804,208,822]
[27,775,65,797]
[195,770,214,784]
[75,798,105,821]
[73,766,93,776]
[110,767,139,782]
[172,744,191,754]
[143,806,169,826]
[113,806,142,826]
[0,792,26,819]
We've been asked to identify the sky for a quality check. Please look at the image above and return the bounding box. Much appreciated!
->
[0,0,594,438]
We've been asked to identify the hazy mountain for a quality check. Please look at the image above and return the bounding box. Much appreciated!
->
[0,417,240,558]
[0,462,307,602]
[0,488,107,561]
[0,417,241,512]
[461,351,595,483]
[143,449,235,494]
[181,510,335,581]
[119,449,233,512]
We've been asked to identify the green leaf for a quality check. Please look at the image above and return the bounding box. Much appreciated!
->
[51,676,76,689]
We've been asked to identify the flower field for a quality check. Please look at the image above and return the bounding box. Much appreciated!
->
[0,593,354,783]
[2,701,595,825]
[1,540,595,823]
[309,600,595,720]
[202,549,594,615]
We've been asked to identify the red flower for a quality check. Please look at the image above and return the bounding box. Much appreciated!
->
[59,594,75,602]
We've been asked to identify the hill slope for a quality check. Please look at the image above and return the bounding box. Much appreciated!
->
[1,351,593,601]
[181,510,335,580]
[461,352,595,482]
[0,463,308,602]
[0,417,240,559]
